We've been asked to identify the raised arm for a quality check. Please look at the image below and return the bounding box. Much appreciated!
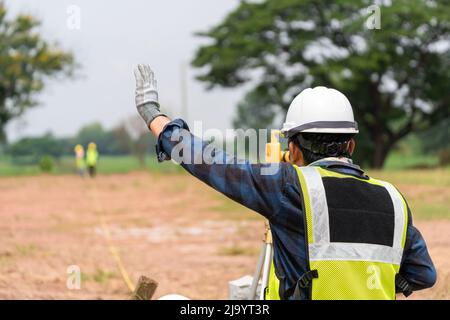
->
[133,64,292,220]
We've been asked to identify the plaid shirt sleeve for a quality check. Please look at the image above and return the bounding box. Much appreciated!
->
[400,207,437,292]
[155,118,293,221]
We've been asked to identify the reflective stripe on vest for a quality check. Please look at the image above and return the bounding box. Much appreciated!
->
[294,166,408,299]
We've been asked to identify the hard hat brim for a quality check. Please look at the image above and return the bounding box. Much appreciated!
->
[281,121,358,138]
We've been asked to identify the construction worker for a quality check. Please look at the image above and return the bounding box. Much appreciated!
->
[86,142,99,178]
[74,144,86,177]
[133,64,436,300]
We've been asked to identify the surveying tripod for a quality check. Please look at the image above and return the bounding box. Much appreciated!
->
[248,220,274,300]
[248,130,288,300]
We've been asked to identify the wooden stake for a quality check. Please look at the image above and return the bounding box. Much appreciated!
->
[130,276,158,300]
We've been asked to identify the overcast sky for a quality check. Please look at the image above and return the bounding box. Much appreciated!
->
[6,0,246,141]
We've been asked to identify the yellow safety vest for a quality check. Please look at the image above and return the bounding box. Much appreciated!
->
[266,165,408,300]
[86,149,99,166]
[75,157,86,169]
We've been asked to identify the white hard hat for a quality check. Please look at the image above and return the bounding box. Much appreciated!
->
[281,86,358,138]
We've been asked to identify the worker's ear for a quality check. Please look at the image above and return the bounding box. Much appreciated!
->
[348,138,356,156]
[289,141,305,166]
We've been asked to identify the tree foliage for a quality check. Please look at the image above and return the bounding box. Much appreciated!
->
[7,132,64,163]
[0,2,75,142]
[75,122,134,155]
[6,121,156,163]
[192,0,450,167]
[418,116,450,153]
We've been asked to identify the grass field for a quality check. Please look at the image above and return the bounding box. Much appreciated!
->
[0,150,444,176]
[0,155,183,176]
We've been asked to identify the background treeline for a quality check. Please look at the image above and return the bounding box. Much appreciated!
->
[4,120,157,166]
[2,116,449,170]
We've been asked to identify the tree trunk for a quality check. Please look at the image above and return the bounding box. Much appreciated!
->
[367,81,389,169]
[372,132,391,169]
[372,145,388,169]
[0,126,6,144]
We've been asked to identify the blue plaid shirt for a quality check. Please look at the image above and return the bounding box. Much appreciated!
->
[156,119,436,299]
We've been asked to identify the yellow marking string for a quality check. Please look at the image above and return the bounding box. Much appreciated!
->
[89,181,135,293]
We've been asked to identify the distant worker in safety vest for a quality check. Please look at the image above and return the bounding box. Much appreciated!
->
[133,64,436,300]
[86,142,99,178]
[74,144,86,177]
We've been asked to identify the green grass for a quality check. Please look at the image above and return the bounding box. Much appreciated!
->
[0,155,184,177]
[0,150,444,177]
[368,167,450,187]
[92,269,117,284]
[0,155,41,176]
[80,269,117,284]
[407,202,449,220]
[15,243,38,256]
[384,151,440,170]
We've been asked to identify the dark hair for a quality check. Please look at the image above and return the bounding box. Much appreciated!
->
[289,132,355,165]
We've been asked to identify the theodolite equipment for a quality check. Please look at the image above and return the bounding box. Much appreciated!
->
[248,130,288,300]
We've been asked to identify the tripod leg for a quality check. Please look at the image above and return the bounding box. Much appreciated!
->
[248,242,266,300]
[259,243,272,300]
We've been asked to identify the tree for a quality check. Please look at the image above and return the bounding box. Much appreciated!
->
[75,122,107,150]
[192,0,450,168]
[0,2,75,142]
[123,116,156,167]
[417,116,450,166]
[8,132,64,163]
[418,117,450,154]
[233,86,280,130]
[111,124,134,155]
[75,122,123,155]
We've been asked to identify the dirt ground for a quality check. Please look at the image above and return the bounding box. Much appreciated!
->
[0,172,448,299]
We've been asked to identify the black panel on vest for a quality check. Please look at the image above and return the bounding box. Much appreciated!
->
[322,177,395,246]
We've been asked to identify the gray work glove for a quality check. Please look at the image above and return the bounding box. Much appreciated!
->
[134,64,165,126]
